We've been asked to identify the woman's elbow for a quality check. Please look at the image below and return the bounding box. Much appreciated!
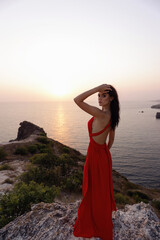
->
[73,97,78,103]
[73,97,82,104]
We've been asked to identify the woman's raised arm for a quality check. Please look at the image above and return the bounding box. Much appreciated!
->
[74,84,111,117]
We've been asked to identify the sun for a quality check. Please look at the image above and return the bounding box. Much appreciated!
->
[53,86,69,97]
[47,81,71,98]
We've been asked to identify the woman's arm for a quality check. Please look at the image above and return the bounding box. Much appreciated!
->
[107,129,115,150]
[74,84,111,117]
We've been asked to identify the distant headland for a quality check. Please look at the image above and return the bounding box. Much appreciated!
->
[151,104,160,109]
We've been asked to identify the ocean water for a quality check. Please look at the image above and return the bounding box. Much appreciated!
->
[0,100,160,189]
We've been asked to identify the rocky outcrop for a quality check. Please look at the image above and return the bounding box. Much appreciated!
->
[156,112,160,119]
[9,121,46,142]
[151,104,160,109]
[0,200,159,240]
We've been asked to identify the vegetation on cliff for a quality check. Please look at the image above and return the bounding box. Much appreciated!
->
[0,135,160,228]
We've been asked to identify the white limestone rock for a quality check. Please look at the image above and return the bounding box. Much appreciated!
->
[112,201,160,240]
[0,200,159,240]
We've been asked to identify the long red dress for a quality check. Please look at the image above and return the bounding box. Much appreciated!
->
[73,116,117,240]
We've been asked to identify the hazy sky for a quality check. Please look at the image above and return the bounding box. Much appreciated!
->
[0,0,160,102]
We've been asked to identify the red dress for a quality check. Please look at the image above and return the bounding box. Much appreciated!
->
[73,116,117,240]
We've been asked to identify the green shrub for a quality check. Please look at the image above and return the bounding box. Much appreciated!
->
[114,192,130,204]
[62,147,70,154]
[133,194,148,203]
[39,147,51,154]
[127,190,150,203]
[80,155,86,162]
[39,132,47,137]
[125,181,138,189]
[27,145,38,154]
[30,153,59,168]
[59,153,76,166]
[63,170,83,192]
[3,178,14,184]
[61,162,67,176]
[14,147,28,155]
[0,164,14,171]
[18,165,43,184]
[19,164,60,186]
[36,143,46,150]
[36,136,50,144]
[152,199,160,211]
[0,180,60,228]
[35,143,52,153]
[0,147,7,161]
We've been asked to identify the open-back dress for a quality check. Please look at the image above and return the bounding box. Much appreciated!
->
[73,116,117,240]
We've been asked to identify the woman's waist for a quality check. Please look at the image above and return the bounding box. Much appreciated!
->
[89,137,109,149]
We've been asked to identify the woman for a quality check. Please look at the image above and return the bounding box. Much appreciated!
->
[73,84,120,240]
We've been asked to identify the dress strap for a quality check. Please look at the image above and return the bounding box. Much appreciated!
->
[90,117,112,137]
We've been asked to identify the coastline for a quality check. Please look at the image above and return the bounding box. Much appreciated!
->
[0,120,159,239]
[0,133,160,219]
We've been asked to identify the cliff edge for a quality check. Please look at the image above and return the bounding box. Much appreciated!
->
[0,121,160,239]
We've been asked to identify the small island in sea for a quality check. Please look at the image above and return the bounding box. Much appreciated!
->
[151,104,160,109]
[0,121,159,239]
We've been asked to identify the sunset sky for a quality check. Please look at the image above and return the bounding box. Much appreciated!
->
[0,0,160,102]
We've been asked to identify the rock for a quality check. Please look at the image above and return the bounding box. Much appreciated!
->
[112,202,160,240]
[0,200,159,240]
[156,112,160,119]
[151,104,160,109]
[0,159,28,195]
[9,121,46,142]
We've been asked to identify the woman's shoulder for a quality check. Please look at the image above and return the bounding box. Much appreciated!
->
[94,112,111,126]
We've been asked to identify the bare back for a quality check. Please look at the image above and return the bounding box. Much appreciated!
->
[91,114,112,144]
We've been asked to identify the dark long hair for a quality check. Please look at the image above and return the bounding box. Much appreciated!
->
[108,85,120,130]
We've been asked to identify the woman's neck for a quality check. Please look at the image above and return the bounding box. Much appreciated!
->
[102,104,110,112]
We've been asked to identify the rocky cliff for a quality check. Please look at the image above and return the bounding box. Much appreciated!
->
[0,120,160,239]
[9,121,46,142]
[0,200,159,240]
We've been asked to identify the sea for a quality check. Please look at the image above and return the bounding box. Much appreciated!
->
[0,100,160,189]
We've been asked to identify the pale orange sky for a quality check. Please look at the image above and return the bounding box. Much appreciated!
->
[0,0,160,102]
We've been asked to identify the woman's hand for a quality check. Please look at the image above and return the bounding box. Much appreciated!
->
[74,85,110,117]
[97,84,112,92]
